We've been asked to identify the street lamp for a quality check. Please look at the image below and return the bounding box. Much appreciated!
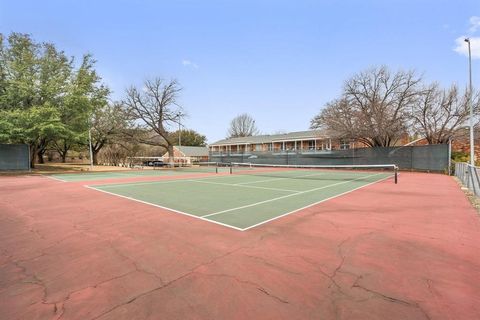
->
[465,38,474,166]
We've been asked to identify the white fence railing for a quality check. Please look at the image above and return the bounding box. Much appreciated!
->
[455,162,480,197]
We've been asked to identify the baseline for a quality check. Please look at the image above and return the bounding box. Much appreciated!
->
[84,185,244,231]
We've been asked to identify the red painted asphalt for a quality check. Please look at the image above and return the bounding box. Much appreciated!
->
[1,172,479,319]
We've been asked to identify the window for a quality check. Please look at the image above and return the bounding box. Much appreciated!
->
[340,140,350,150]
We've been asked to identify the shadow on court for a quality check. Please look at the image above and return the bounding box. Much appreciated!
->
[0,172,479,319]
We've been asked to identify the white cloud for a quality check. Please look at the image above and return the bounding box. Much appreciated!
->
[469,16,480,33]
[182,59,199,69]
[454,36,480,59]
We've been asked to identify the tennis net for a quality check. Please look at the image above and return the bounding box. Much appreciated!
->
[230,162,398,184]
[170,162,232,174]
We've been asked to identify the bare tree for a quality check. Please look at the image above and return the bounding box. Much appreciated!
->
[411,84,480,144]
[123,78,183,162]
[228,113,259,138]
[311,66,422,147]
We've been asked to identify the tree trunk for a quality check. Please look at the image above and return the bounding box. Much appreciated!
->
[91,140,106,166]
[36,138,48,164]
[61,153,67,163]
[29,145,37,169]
[37,149,45,164]
[167,144,174,166]
[92,150,99,165]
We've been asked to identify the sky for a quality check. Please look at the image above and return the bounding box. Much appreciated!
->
[0,0,479,143]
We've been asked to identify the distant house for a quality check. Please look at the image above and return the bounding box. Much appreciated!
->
[162,146,209,164]
[209,130,353,155]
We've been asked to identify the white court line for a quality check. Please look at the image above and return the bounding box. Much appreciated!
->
[43,175,67,182]
[84,185,244,231]
[202,172,386,218]
[44,172,127,182]
[46,169,199,183]
[85,172,394,232]
[234,171,326,185]
[242,174,394,231]
[190,179,300,193]
[88,174,229,188]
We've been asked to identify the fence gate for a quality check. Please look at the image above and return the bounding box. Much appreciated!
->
[0,144,30,170]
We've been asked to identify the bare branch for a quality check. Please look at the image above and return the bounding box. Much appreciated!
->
[227,113,259,138]
[123,78,183,158]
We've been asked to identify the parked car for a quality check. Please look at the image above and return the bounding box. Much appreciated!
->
[143,160,167,167]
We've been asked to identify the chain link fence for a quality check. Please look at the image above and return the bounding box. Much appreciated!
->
[454,162,480,197]
[210,144,449,172]
[0,144,30,170]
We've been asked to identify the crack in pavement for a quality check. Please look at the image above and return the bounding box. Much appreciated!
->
[47,269,141,320]
[7,230,162,319]
[105,238,164,284]
[51,302,65,320]
[193,271,290,304]
[10,260,61,317]
[331,237,350,279]
[89,244,252,320]
[352,276,431,320]
[243,254,302,275]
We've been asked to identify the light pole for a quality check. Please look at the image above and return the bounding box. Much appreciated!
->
[178,115,181,147]
[88,126,94,170]
[176,112,185,147]
[465,38,474,166]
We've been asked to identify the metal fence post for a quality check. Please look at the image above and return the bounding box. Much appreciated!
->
[448,139,452,175]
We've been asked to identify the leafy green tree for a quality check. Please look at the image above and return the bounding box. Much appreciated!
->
[0,33,39,111]
[35,42,72,163]
[168,129,206,146]
[89,103,129,164]
[52,54,109,162]
[0,33,109,167]
[0,106,66,165]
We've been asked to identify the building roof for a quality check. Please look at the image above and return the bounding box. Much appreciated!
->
[210,130,328,146]
[174,146,209,157]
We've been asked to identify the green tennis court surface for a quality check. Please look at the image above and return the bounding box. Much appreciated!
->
[88,169,394,230]
[48,166,227,182]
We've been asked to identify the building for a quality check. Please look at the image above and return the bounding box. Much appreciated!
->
[162,146,209,165]
[209,130,352,155]
[209,130,451,171]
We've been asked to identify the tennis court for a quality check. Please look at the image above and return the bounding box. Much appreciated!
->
[3,169,480,320]
[88,164,396,230]
[48,163,227,182]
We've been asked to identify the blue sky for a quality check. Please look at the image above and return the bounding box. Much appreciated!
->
[0,0,479,143]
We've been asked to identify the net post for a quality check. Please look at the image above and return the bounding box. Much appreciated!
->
[215,166,218,174]
[394,165,398,184]
[230,165,232,174]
